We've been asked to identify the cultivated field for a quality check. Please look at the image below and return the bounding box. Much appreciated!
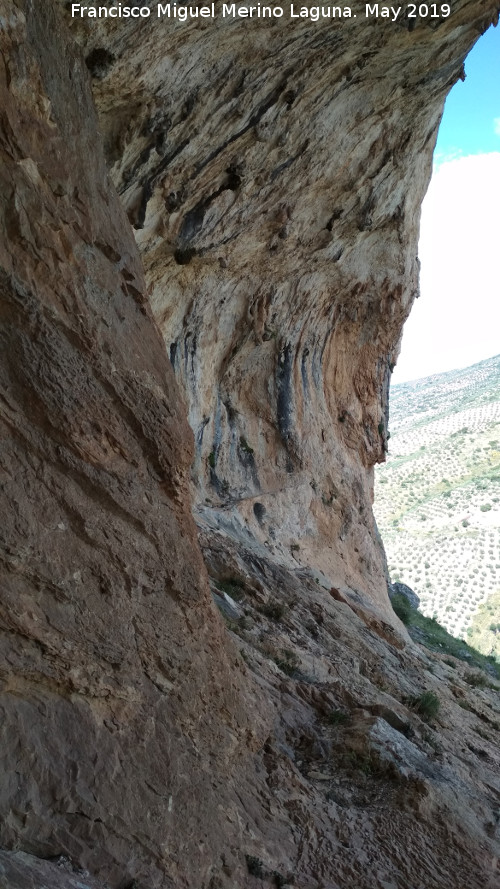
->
[374,354,500,652]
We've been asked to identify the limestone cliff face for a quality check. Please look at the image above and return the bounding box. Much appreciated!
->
[2,2,500,889]
[70,0,497,612]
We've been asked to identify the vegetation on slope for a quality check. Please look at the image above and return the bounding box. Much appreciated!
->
[375,354,500,645]
[467,588,500,659]
[390,594,500,678]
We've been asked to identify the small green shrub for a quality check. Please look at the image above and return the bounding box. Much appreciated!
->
[245,855,265,878]
[260,599,286,621]
[274,649,300,676]
[216,577,245,601]
[421,727,442,753]
[328,709,351,727]
[458,700,473,712]
[391,593,412,625]
[409,691,440,721]
[239,436,254,455]
[272,872,290,888]
[274,658,295,676]
[343,750,381,776]
[208,450,216,469]
[464,671,488,688]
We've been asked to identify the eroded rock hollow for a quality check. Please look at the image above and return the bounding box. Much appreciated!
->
[1,1,500,888]
[71,0,498,607]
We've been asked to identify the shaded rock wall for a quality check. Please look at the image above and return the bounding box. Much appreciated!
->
[0,3,262,885]
[71,0,498,612]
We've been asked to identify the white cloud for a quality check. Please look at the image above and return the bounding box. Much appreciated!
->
[392,152,500,384]
[433,148,464,168]
[494,117,500,137]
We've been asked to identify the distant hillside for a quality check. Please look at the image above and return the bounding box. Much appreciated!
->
[374,354,500,652]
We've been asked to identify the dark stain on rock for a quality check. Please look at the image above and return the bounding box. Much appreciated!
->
[169,341,177,367]
[178,202,207,244]
[277,343,294,447]
[326,208,343,231]
[301,348,309,396]
[85,48,115,80]
[193,71,294,178]
[174,247,197,265]
[132,139,190,229]
[176,165,243,250]
[181,90,198,121]
[237,437,260,489]
[253,502,266,523]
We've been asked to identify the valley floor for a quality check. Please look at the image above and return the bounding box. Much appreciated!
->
[375,354,500,649]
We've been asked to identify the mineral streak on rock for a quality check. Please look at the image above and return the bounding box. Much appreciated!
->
[2,1,500,888]
[68,0,499,612]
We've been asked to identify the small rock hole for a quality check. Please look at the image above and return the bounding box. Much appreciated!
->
[253,502,266,523]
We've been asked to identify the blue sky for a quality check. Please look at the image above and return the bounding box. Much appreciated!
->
[435,24,500,160]
[392,24,500,384]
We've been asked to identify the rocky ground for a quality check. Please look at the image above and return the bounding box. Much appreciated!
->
[6,527,500,888]
[199,524,500,889]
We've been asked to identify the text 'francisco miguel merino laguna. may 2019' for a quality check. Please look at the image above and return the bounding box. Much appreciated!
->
[70,3,452,23]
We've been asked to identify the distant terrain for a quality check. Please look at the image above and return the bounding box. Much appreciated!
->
[374,354,500,654]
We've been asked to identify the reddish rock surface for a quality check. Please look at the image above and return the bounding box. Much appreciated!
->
[0,3,259,885]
